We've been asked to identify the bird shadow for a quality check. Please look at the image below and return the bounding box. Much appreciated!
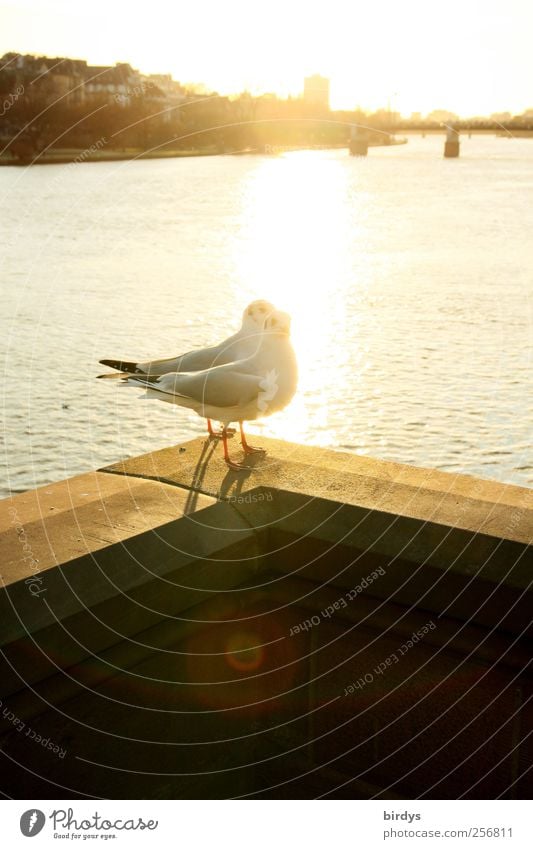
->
[183,436,264,514]
[182,438,217,514]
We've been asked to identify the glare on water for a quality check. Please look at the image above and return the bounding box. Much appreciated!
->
[235,151,355,445]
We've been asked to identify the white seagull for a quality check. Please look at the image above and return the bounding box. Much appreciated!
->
[118,310,297,470]
[99,299,275,438]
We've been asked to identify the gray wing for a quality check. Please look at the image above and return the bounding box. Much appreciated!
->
[138,347,220,375]
[137,368,263,408]
[139,333,242,375]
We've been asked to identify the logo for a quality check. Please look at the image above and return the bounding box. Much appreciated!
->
[20,809,46,837]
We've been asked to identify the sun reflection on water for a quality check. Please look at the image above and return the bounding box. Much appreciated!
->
[234,150,365,444]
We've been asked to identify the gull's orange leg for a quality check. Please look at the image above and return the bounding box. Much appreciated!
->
[222,427,248,471]
[239,422,265,455]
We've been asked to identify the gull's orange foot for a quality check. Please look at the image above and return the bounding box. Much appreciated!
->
[242,443,266,455]
[239,422,265,456]
[222,428,249,471]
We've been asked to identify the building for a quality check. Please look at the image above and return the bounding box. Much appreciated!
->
[84,62,142,105]
[426,109,459,124]
[145,74,185,100]
[0,53,89,104]
[303,74,330,110]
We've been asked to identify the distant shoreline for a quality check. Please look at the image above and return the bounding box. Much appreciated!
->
[0,138,408,167]
[0,147,220,166]
[2,132,531,167]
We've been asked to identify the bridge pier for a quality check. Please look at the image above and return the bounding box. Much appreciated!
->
[349,125,368,156]
[444,125,460,157]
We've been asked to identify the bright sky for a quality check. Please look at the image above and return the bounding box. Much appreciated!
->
[1,0,531,116]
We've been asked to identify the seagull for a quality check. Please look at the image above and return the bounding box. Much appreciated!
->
[118,310,297,470]
[98,299,275,438]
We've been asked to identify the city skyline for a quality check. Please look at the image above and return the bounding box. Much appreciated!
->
[1,0,532,116]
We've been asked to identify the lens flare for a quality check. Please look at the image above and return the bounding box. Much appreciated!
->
[225,631,265,672]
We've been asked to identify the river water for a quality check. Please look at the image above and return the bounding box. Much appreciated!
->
[1,134,531,497]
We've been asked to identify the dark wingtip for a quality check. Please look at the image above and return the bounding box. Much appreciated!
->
[99,359,139,373]
[129,373,161,385]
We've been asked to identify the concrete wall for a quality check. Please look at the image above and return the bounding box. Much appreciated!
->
[0,437,531,798]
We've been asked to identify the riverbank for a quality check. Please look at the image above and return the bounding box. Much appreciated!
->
[0,136,407,166]
[0,146,220,166]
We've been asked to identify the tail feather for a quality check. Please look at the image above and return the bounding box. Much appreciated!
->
[128,374,162,387]
[99,359,141,374]
[127,374,187,399]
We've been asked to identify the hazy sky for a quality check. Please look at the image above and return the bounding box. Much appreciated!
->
[1,0,531,115]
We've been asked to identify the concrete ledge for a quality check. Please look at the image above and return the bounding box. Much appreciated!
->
[103,436,533,543]
[0,438,531,799]
[102,437,533,633]
[0,467,261,648]
[2,437,531,648]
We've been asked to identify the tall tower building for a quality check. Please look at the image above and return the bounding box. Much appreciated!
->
[303,74,330,110]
